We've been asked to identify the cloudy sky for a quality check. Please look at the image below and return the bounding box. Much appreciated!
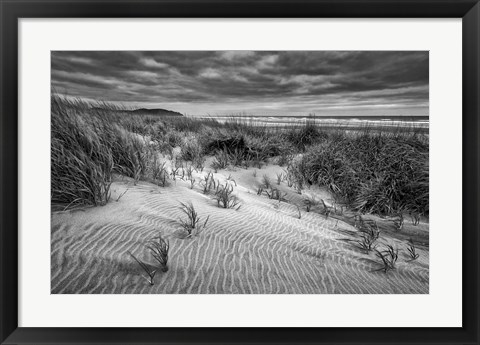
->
[51,51,428,116]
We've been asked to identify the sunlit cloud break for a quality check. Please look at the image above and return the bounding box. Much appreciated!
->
[51,51,429,117]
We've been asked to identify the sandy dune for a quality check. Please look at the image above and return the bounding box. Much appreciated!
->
[51,162,429,294]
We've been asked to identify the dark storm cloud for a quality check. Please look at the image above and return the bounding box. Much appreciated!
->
[51,51,428,115]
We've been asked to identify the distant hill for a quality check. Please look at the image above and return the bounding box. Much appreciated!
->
[129,108,184,117]
[90,106,184,117]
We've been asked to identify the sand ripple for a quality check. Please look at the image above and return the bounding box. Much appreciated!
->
[51,177,428,294]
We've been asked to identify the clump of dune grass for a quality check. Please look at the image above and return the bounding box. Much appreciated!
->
[276,172,284,185]
[252,156,263,169]
[264,186,287,201]
[193,155,206,172]
[286,161,305,193]
[226,174,237,186]
[392,213,404,231]
[375,244,399,273]
[51,97,115,208]
[288,129,428,216]
[277,152,293,167]
[241,152,254,169]
[262,175,272,189]
[51,95,168,209]
[151,157,169,187]
[284,116,327,151]
[178,202,209,238]
[185,164,194,180]
[146,234,170,272]
[320,199,334,219]
[228,148,245,167]
[211,149,230,172]
[214,183,241,209]
[180,137,204,164]
[256,185,264,195]
[170,165,182,182]
[406,239,420,261]
[411,212,422,225]
[200,171,216,194]
[128,251,157,286]
[127,230,171,285]
[355,218,380,254]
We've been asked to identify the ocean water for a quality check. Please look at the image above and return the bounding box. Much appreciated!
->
[196,115,429,130]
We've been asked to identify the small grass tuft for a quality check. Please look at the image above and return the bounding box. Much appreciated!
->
[375,244,399,273]
[146,234,170,272]
[200,171,215,194]
[128,251,157,286]
[214,183,241,209]
[321,199,334,219]
[115,188,129,202]
[262,175,272,189]
[355,219,380,254]
[406,238,420,261]
[276,172,284,185]
[178,202,209,238]
[211,149,229,172]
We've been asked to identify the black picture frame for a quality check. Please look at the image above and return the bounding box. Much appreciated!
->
[1,1,478,344]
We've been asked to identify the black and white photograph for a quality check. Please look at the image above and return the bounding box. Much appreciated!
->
[51,51,429,294]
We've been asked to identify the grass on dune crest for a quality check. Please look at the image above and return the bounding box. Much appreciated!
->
[287,131,429,215]
[51,95,428,217]
[51,96,155,208]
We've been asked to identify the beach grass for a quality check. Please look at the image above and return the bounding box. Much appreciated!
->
[51,95,428,217]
